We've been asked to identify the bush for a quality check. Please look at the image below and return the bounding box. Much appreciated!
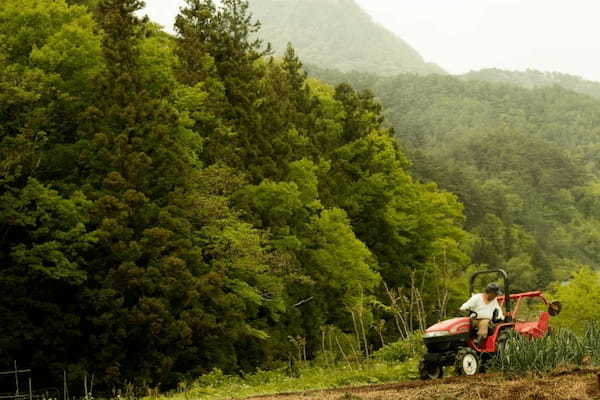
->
[197,369,237,388]
[372,331,425,362]
[551,268,600,334]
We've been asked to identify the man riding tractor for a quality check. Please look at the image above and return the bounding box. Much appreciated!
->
[460,282,504,346]
[419,269,562,379]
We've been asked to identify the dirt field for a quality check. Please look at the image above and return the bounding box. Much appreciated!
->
[249,369,600,400]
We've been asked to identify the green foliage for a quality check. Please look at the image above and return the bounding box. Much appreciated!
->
[493,328,587,376]
[308,66,600,291]
[15,0,600,392]
[1,179,94,284]
[0,0,470,391]
[372,332,425,362]
[461,68,600,99]
[551,268,600,334]
[159,360,417,400]
[583,323,600,366]
[249,0,445,76]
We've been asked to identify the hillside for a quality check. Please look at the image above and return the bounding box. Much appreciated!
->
[308,64,600,289]
[461,68,600,99]
[1,0,468,390]
[249,0,445,76]
[6,0,600,394]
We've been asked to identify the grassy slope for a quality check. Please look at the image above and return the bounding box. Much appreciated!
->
[158,361,418,400]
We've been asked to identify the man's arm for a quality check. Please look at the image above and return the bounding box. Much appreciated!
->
[460,294,478,311]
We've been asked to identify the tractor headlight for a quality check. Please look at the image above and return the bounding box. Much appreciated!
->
[424,331,450,338]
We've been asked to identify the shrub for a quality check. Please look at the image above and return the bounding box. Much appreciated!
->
[551,268,600,334]
[196,369,232,388]
[372,331,425,362]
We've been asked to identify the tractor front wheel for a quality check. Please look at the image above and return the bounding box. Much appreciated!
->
[419,359,444,380]
[455,348,480,376]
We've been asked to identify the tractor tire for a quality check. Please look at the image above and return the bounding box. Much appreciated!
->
[419,359,444,380]
[454,348,480,376]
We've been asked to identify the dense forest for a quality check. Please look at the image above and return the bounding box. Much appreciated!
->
[5,0,600,394]
[0,0,469,392]
[461,68,600,99]
[308,65,600,291]
[248,0,445,76]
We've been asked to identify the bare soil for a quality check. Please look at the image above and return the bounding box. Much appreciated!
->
[249,369,600,400]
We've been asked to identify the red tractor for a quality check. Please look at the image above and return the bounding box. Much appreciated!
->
[419,269,562,379]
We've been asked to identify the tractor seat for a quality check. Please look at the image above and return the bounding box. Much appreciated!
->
[515,311,549,338]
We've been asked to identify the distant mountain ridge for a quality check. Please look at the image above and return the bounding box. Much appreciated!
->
[250,0,445,76]
[460,68,600,99]
[250,0,600,98]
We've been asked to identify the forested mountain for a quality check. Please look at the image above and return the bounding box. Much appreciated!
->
[5,0,599,393]
[308,65,600,290]
[248,0,445,76]
[0,0,467,392]
[461,68,600,99]
[249,1,600,99]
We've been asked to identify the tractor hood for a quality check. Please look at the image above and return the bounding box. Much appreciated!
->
[425,317,470,336]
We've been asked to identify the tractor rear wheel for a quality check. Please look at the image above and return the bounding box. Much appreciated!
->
[419,359,444,380]
[455,348,480,376]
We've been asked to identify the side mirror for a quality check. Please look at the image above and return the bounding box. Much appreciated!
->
[549,301,562,316]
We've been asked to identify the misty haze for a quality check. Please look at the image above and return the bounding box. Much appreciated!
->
[144,0,600,82]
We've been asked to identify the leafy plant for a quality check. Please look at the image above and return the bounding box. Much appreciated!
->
[551,268,600,334]
[493,328,586,375]
[583,322,600,366]
[172,361,417,400]
[372,331,425,362]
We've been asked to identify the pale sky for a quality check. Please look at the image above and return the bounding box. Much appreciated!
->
[142,0,600,81]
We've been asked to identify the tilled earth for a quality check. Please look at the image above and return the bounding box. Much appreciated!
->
[249,369,600,400]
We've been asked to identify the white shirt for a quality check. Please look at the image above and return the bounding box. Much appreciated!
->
[460,293,504,320]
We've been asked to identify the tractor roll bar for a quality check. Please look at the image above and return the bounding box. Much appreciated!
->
[469,269,511,319]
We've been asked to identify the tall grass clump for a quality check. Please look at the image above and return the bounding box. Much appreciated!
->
[583,322,600,366]
[494,328,585,376]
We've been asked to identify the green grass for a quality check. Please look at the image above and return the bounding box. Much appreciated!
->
[493,324,600,376]
[583,322,600,365]
[153,324,600,400]
[157,360,418,400]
